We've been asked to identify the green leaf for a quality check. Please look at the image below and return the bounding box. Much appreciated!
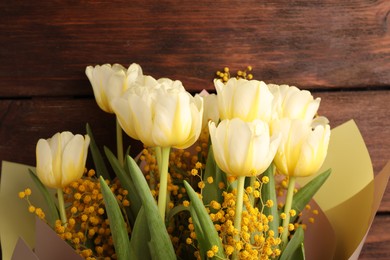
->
[260,164,279,236]
[99,176,131,260]
[167,204,189,220]
[189,205,207,258]
[290,242,306,260]
[202,146,227,205]
[104,146,141,226]
[86,123,111,180]
[279,226,305,260]
[126,156,176,260]
[184,180,226,260]
[129,206,152,260]
[290,168,331,222]
[28,169,59,227]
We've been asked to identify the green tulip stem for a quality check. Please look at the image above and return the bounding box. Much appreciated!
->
[116,118,124,166]
[281,176,296,248]
[57,188,67,225]
[155,147,162,174]
[233,175,246,260]
[157,146,171,221]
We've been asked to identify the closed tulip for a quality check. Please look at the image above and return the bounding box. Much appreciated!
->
[36,132,90,189]
[273,118,330,177]
[86,63,156,113]
[85,63,126,113]
[199,90,219,129]
[209,118,280,177]
[214,78,274,122]
[112,79,203,149]
[268,84,321,124]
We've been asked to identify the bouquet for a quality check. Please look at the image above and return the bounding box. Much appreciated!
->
[1,64,389,260]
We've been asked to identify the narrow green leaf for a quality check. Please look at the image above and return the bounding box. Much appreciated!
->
[260,164,279,236]
[99,176,131,260]
[184,180,226,260]
[279,226,305,260]
[189,205,207,258]
[104,146,141,226]
[129,206,152,260]
[86,123,111,180]
[28,169,59,227]
[290,242,306,260]
[126,156,176,260]
[202,146,227,205]
[290,168,331,222]
[167,204,189,220]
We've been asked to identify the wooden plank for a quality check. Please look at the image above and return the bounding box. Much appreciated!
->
[317,90,390,212]
[0,98,143,168]
[360,214,390,259]
[0,1,389,97]
[0,90,389,212]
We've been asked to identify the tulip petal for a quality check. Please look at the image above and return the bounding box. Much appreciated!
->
[112,97,139,142]
[36,139,58,188]
[61,135,86,187]
[47,132,63,186]
[128,95,154,146]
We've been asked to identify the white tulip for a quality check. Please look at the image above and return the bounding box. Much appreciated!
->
[199,90,219,129]
[273,118,330,177]
[112,79,203,149]
[36,132,90,189]
[86,63,156,113]
[85,63,126,113]
[209,118,280,177]
[268,83,321,124]
[214,78,274,122]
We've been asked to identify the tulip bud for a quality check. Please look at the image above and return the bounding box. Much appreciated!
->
[214,78,274,123]
[268,84,321,124]
[36,132,90,188]
[209,118,280,177]
[199,90,219,129]
[86,63,155,114]
[113,79,203,149]
[273,118,330,177]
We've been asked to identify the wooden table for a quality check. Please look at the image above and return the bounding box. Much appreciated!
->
[0,1,389,259]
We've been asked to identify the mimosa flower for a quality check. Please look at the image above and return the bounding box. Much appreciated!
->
[36,132,90,189]
[268,83,321,124]
[112,79,203,149]
[209,118,280,177]
[214,78,274,122]
[273,118,330,177]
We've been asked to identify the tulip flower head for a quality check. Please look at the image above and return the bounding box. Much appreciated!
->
[199,90,220,129]
[36,132,90,189]
[86,63,154,113]
[214,78,274,123]
[209,118,280,177]
[85,63,126,113]
[113,79,203,149]
[268,84,321,124]
[273,118,330,177]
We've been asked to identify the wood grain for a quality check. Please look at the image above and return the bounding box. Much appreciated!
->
[360,214,390,259]
[0,91,389,212]
[1,1,389,258]
[1,0,389,97]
